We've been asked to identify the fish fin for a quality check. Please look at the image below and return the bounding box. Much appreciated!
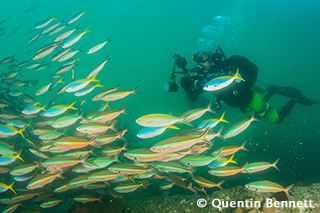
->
[98,196,103,204]
[235,68,245,82]
[273,158,280,171]
[216,125,225,141]
[16,150,25,162]
[83,26,90,34]
[128,176,135,183]
[219,111,229,123]
[8,182,17,195]
[165,125,179,130]
[200,128,212,145]
[131,85,140,94]
[285,184,294,200]
[250,111,260,122]
[187,182,197,193]
[68,101,77,110]
[241,162,249,172]
[121,103,130,115]
[241,140,248,151]
[217,180,225,190]
[228,154,237,164]
[201,187,208,196]
[52,14,59,21]
[181,119,193,127]
[206,100,216,114]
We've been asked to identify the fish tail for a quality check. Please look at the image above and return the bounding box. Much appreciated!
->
[26,121,33,129]
[58,172,65,180]
[200,128,212,145]
[121,103,130,115]
[41,103,48,111]
[273,158,280,171]
[89,73,99,82]
[228,154,237,164]
[285,184,294,200]
[187,182,197,193]
[83,26,91,34]
[219,111,229,123]
[241,140,248,151]
[250,111,260,122]
[241,162,249,172]
[98,196,103,204]
[81,155,92,168]
[16,150,25,162]
[217,180,225,190]
[181,118,193,127]
[132,85,140,94]
[104,55,111,62]
[95,82,104,87]
[216,126,226,141]
[106,35,112,42]
[8,182,17,195]
[9,142,15,149]
[52,14,59,21]
[91,141,101,148]
[57,76,65,84]
[206,100,216,114]
[235,68,245,82]
[68,101,77,110]
[17,126,26,139]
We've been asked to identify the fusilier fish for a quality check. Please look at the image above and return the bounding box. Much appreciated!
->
[223,111,259,139]
[33,15,58,29]
[87,36,112,54]
[180,101,215,122]
[67,10,87,24]
[54,23,80,42]
[245,181,294,199]
[86,56,110,79]
[244,159,280,173]
[62,27,90,48]
[42,102,77,117]
[203,68,245,92]
[136,113,192,128]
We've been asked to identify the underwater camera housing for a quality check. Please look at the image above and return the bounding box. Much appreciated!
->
[164,54,189,93]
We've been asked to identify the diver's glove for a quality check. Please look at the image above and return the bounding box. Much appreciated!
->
[190,72,198,78]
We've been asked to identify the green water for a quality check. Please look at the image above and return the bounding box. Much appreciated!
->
[0,0,319,210]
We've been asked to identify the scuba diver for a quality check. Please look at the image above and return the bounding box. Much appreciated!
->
[164,45,318,124]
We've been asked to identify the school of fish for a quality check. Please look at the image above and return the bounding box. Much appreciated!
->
[0,7,294,213]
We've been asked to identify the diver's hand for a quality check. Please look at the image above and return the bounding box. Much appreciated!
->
[190,72,198,78]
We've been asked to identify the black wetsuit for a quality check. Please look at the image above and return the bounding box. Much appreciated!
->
[181,55,258,110]
[180,55,318,124]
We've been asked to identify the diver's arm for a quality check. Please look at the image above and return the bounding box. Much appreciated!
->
[227,55,258,90]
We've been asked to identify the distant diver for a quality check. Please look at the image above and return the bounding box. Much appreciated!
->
[165,45,318,124]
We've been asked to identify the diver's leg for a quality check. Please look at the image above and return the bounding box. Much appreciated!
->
[264,85,319,105]
[275,98,297,124]
[263,85,287,102]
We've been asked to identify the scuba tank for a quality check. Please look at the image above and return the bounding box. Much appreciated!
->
[252,76,270,93]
